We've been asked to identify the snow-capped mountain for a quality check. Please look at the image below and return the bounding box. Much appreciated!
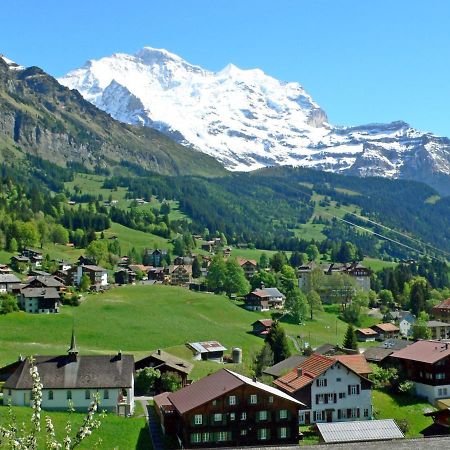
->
[59,47,450,192]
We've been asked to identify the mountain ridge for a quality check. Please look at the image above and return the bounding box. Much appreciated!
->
[59,47,450,194]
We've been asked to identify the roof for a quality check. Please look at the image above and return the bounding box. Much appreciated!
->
[136,350,193,374]
[252,319,274,328]
[187,341,227,354]
[263,354,308,377]
[427,320,450,328]
[363,347,393,362]
[391,340,450,364]
[314,343,339,355]
[26,276,65,288]
[236,258,257,266]
[357,328,378,336]
[264,287,285,298]
[4,354,134,389]
[273,354,335,393]
[154,392,174,411]
[372,323,399,332]
[334,355,372,375]
[0,274,21,283]
[21,287,60,299]
[378,338,411,351]
[82,265,107,272]
[167,368,303,414]
[316,419,404,444]
[434,298,450,310]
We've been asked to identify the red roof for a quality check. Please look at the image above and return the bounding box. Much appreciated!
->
[334,355,372,375]
[273,354,335,393]
[434,298,450,310]
[391,340,450,364]
[236,258,257,266]
[372,323,399,332]
[357,328,378,336]
[257,319,274,327]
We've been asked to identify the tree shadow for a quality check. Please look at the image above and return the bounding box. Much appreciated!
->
[135,425,152,450]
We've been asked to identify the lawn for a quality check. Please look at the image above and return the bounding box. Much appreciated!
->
[372,390,435,437]
[363,257,397,272]
[0,404,151,449]
[0,284,349,379]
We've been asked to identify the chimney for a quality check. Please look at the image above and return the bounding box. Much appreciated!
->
[261,282,265,290]
[252,375,257,383]
[117,350,122,360]
[297,368,303,377]
[157,349,161,355]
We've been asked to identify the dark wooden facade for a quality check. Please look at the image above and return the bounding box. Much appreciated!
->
[174,384,300,447]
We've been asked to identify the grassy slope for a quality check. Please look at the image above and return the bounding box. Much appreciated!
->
[372,390,434,437]
[0,405,151,450]
[0,285,349,378]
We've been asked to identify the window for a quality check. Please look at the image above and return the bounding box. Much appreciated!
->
[85,390,90,400]
[364,408,370,418]
[212,400,217,406]
[299,412,305,424]
[8,389,11,396]
[314,410,324,422]
[339,392,346,399]
[317,378,327,387]
[327,394,334,403]
[194,414,203,425]
[258,410,268,421]
[67,390,72,400]
[217,431,228,442]
[316,394,325,404]
[436,373,446,380]
[104,389,109,400]
[268,395,273,404]
[241,412,247,420]
[349,385,358,395]
[279,409,288,419]
[336,377,342,382]
[280,427,288,439]
[230,412,235,421]
[214,413,222,422]
[229,395,236,405]
[240,429,247,436]
[202,432,211,443]
[190,433,201,443]
[250,394,257,404]
[350,408,359,418]
[338,409,347,420]
[48,390,54,400]
[259,428,269,440]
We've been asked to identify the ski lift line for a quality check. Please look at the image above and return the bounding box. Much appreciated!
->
[332,214,442,262]
[340,208,450,258]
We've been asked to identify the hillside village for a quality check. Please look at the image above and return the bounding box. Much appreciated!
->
[0,229,449,448]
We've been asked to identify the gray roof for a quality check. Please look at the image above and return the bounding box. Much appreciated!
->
[0,274,21,283]
[378,338,411,350]
[136,350,193,374]
[314,343,339,355]
[363,347,393,362]
[26,276,65,288]
[263,354,308,377]
[4,354,134,389]
[21,287,60,299]
[316,419,404,444]
[263,287,285,298]
[82,265,107,272]
[427,320,450,327]
[187,341,227,354]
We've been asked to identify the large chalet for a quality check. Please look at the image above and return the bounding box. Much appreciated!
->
[153,368,303,447]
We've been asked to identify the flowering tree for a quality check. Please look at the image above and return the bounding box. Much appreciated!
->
[0,357,103,449]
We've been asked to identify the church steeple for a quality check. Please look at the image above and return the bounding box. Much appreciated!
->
[68,327,79,357]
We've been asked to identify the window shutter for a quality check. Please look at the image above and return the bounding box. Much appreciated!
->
[316,379,319,386]
[347,408,351,418]
[286,427,291,438]
[338,409,341,420]
[334,393,337,403]
[316,394,319,404]
[357,385,360,395]
[357,408,360,418]
[267,429,271,440]
[324,378,327,387]
[348,385,351,395]
[325,395,328,404]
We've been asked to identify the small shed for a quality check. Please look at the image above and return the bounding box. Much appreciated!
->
[316,419,404,444]
[186,341,227,362]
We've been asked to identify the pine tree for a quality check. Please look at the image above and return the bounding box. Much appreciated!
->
[343,324,358,350]
[253,343,274,377]
[265,322,291,364]
[224,259,250,297]
[192,257,202,278]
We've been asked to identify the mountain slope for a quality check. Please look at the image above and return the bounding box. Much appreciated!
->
[60,47,450,194]
[0,55,225,177]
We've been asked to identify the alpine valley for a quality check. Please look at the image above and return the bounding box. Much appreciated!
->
[59,47,450,194]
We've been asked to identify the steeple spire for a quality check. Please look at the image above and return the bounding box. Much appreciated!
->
[68,327,79,356]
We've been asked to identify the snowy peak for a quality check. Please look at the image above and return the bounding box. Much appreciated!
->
[58,47,450,192]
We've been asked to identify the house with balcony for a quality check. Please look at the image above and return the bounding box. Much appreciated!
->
[432,298,450,322]
[389,340,450,404]
[273,353,373,424]
[427,321,450,340]
[153,368,303,447]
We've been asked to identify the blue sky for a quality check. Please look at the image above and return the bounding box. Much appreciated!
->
[2,0,450,135]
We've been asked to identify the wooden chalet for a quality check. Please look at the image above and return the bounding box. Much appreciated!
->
[371,323,399,340]
[432,298,450,322]
[251,319,274,336]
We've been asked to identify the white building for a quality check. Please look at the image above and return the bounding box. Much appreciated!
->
[2,332,134,415]
[273,353,373,424]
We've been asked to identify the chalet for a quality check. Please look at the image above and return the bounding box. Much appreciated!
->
[135,349,193,389]
[390,340,450,404]
[68,265,108,289]
[223,247,232,257]
[237,258,258,279]
[298,261,371,293]
[201,241,215,252]
[154,368,303,447]
[10,255,30,272]
[0,273,21,293]
[21,248,43,267]
[77,255,95,266]
[251,319,274,336]
[273,353,373,424]
[2,332,134,415]
[57,260,72,271]
[144,249,168,267]
[114,268,136,285]
[371,323,399,340]
[147,267,165,281]
[167,265,192,286]
[333,355,372,378]
[0,264,12,274]
[29,269,51,277]
[432,298,450,322]
[19,287,61,314]
[187,341,227,362]
[427,321,450,340]
[244,288,285,311]
[356,328,379,342]
[25,276,66,293]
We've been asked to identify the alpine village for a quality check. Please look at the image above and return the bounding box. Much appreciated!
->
[1,15,450,450]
